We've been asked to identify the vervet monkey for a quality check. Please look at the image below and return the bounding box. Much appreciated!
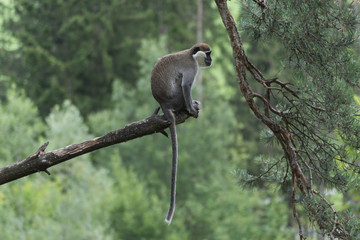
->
[151,43,212,224]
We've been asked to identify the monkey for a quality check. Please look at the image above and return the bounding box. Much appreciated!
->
[151,43,212,224]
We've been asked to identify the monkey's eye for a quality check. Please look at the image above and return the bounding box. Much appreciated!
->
[206,51,211,56]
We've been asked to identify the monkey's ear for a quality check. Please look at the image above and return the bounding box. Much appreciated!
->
[193,46,200,55]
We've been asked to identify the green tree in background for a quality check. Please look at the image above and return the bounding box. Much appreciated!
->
[0,92,114,240]
[1,0,219,116]
[0,86,44,164]
[3,0,151,115]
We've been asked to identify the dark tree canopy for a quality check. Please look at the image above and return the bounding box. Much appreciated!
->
[2,0,218,116]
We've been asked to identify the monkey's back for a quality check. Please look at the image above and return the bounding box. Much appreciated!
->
[151,50,196,111]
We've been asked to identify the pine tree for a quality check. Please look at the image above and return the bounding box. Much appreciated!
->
[216,0,360,239]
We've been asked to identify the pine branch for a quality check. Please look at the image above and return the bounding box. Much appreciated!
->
[215,0,358,239]
[215,0,308,193]
[0,110,191,185]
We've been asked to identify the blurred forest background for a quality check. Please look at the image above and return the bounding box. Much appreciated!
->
[0,0,359,239]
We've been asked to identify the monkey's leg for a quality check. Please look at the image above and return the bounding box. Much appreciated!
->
[181,75,198,118]
[164,110,178,224]
[152,106,161,116]
[152,107,169,138]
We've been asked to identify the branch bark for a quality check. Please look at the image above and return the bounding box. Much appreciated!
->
[0,110,191,185]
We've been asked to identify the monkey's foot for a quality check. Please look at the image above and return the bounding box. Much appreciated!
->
[189,100,201,118]
[192,100,201,111]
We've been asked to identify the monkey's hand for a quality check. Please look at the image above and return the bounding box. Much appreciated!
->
[188,100,201,118]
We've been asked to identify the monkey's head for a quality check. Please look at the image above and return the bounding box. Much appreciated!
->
[192,43,212,68]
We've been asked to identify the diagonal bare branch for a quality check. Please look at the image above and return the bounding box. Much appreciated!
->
[0,111,191,185]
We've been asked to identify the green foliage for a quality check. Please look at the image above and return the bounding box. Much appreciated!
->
[242,0,360,175]
[0,92,115,240]
[45,100,92,150]
[2,0,156,115]
[1,0,220,116]
[240,0,360,237]
[109,151,189,240]
[0,85,44,163]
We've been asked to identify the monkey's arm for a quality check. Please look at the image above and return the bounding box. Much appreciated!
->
[181,72,198,117]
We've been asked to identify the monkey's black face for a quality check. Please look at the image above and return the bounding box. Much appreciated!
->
[205,51,212,66]
[194,49,212,68]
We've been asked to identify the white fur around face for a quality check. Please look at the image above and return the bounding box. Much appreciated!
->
[193,51,208,68]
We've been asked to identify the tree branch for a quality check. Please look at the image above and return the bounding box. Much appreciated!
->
[0,111,191,185]
[214,1,309,238]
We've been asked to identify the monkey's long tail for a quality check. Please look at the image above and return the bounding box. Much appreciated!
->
[165,111,178,225]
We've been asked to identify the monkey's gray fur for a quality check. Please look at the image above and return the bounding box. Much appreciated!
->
[151,43,212,224]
